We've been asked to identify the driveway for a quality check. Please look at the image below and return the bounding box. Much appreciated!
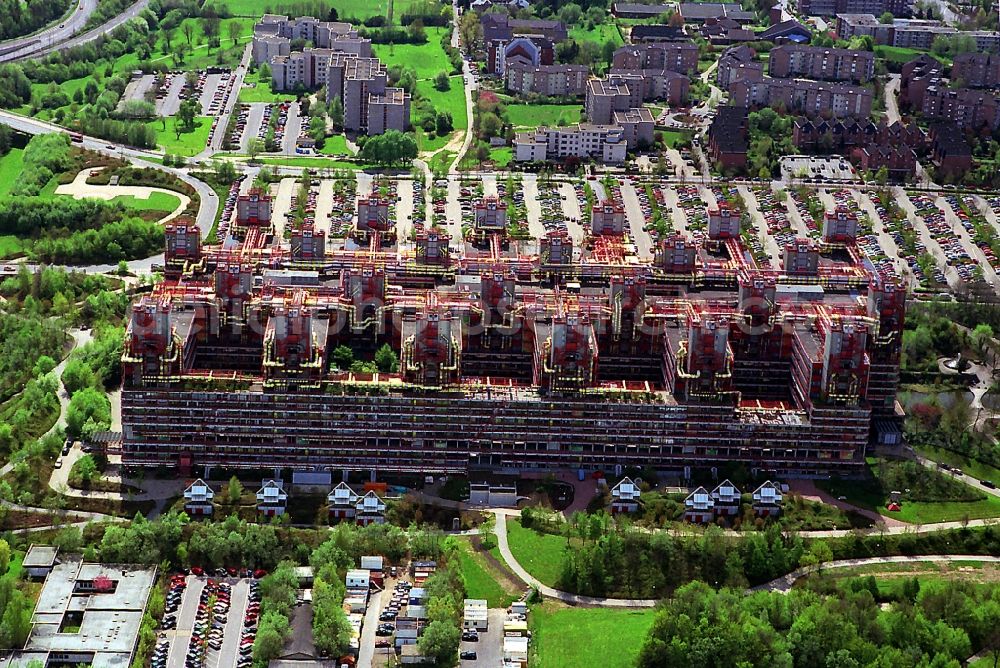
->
[166,576,207,668]
[214,579,250,668]
[356,587,382,668]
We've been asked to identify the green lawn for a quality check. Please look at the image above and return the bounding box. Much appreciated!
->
[875,45,950,66]
[238,79,296,103]
[415,76,467,129]
[373,27,453,80]
[818,459,1000,524]
[531,605,655,668]
[317,134,354,156]
[150,116,213,156]
[207,0,407,21]
[3,552,23,583]
[0,148,25,198]
[660,129,690,148]
[505,519,568,588]
[254,156,360,169]
[428,149,455,175]
[455,540,518,608]
[490,146,512,167]
[111,192,182,214]
[568,22,624,46]
[415,127,453,153]
[0,236,26,259]
[505,103,582,129]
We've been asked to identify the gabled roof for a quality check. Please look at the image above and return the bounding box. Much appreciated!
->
[328,481,359,505]
[257,479,287,503]
[356,490,386,513]
[711,479,741,502]
[611,476,640,500]
[184,478,214,501]
[752,480,783,504]
[685,486,714,510]
[759,19,811,42]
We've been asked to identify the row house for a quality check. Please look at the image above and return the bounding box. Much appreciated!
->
[728,77,873,119]
[716,45,763,89]
[768,45,874,84]
[930,122,973,178]
[257,479,288,517]
[505,63,588,97]
[684,480,785,523]
[793,118,925,151]
[327,482,388,525]
[920,86,1000,131]
[610,477,641,513]
[183,478,215,517]
[851,144,918,181]
[611,43,699,76]
[951,52,1000,89]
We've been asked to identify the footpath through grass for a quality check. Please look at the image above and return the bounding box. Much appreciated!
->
[455,539,518,608]
[531,604,655,668]
[505,518,568,588]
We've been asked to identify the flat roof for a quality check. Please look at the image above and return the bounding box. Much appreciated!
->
[23,545,58,569]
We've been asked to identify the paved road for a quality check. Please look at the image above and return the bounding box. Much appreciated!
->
[448,1,476,174]
[208,44,252,154]
[356,588,382,668]
[755,555,1000,592]
[884,75,901,125]
[0,110,218,245]
[5,0,149,62]
[0,0,97,62]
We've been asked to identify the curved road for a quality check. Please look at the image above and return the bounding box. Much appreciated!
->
[0,0,97,63]
[0,110,218,245]
[4,0,150,62]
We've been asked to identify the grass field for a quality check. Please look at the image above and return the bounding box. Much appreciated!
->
[0,148,25,198]
[206,0,422,21]
[818,459,1000,524]
[254,156,359,169]
[490,146,512,167]
[505,519,568,588]
[875,45,950,66]
[317,134,354,156]
[660,130,690,148]
[0,236,26,259]
[428,149,455,174]
[531,605,655,668]
[416,76,467,128]
[111,192,182,214]
[568,22,624,46]
[150,116,213,156]
[505,103,582,129]
[238,79,296,103]
[455,540,518,608]
[373,27,453,80]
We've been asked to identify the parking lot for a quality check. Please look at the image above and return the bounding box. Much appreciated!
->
[162,574,258,668]
[119,69,236,117]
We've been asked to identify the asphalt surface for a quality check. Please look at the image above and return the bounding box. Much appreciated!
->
[356,587,383,668]
[5,0,149,61]
[0,0,96,62]
[167,576,208,668]
[460,609,505,667]
[214,580,250,668]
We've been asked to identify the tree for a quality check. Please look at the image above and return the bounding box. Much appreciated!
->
[331,345,354,370]
[253,611,287,665]
[329,96,344,128]
[435,111,453,136]
[0,540,10,576]
[228,476,243,504]
[880,10,894,22]
[557,2,583,24]
[182,21,195,47]
[418,619,461,666]
[259,62,272,84]
[479,112,502,139]
[374,344,399,373]
[228,20,242,45]
[359,130,417,166]
[32,355,55,377]
[162,27,175,50]
[247,138,264,162]
[72,455,99,486]
[407,18,426,43]
[65,387,111,439]
[62,359,97,396]
[434,71,451,91]
[177,99,199,133]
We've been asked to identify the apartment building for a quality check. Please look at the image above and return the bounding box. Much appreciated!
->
[586,77,643,124]
[793,117,925,150]
[505,63,588,97]
[708,105,748,171]
[677,2,755,23]
[614,107,656,148]
[768,45,875,83]
[513,124,628,163]
[920,85,1000,130]
[729,77,873,118]
[930,122,973,177]
[799,0,911,18]
[951,52,1000,88]
[899,54,943,108]
[368,88,411,135]
[835,14,1000,51]
[608,68,690,105]
[611,43,699,76]
[716,45,764,88]
[252,15,367,64]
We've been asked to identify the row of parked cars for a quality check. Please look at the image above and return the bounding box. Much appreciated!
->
[161,572,188,630]
[218,175,248,241]
[182,580,231,668]
[236,579,262,668]
[911,193,975,284]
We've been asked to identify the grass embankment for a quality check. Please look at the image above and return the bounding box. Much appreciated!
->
[530,604,655,668]
[455,539,519,608]
[503,518,568,588]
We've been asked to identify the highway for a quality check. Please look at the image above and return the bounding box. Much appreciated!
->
[3,0,149,62]
[0,0,97,62]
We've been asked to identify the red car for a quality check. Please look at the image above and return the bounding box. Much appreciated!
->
[191,567,204,576]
